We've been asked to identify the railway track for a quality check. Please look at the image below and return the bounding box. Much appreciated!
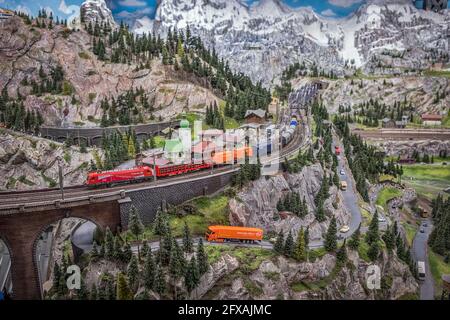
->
[0,123,305,208]
[353,128,450,141]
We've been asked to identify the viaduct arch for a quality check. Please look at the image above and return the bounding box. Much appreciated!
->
[0,200,122,300]
[39,120,179,147]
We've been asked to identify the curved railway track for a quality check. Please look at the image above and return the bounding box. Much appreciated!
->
[0,122,306,208]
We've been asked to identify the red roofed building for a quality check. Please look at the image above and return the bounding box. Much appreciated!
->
[421,114,443,126]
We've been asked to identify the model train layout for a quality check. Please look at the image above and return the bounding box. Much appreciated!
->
[86,118,299,187]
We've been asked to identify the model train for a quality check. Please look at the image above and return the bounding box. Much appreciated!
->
[86,118,299,187]
[86,146,252,187]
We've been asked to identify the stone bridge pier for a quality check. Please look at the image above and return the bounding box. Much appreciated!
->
[0,201,121,300]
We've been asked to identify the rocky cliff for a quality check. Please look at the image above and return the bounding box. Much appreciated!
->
[200,246,418,300]
[151,0,449,86]
[229,163,351,242]
[0,16,220,126]
[0,130,97,190]
[315,76,449,116]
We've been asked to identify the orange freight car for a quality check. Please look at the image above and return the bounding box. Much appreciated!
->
[206,225,263,243]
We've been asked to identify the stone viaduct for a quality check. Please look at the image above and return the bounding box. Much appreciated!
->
[0,170,236,300]
[39,120,180,146]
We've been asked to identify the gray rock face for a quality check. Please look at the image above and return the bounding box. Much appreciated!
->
[195,253,239,299]
[0,16,220,127]
[151,0,450,86]
[0,131,98,190]
[229,163,351,242]
[372,140,450,158]
[206,248,418,300]
[80,0,117,28]
[319,76,449,116]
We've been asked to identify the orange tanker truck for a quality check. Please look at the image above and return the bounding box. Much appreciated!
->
[205,225,263,243]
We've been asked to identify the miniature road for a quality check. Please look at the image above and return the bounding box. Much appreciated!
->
[412,219,435,300]
[0,241,11,293]
[36,230,53,295]
[332,136,362,240]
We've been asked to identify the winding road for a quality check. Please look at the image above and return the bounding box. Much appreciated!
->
[412,220,435,300]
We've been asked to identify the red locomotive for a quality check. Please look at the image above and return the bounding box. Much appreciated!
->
[86,146,253,187]
[86,166,153,186]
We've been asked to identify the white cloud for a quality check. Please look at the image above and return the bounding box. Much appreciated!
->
[116,7,153,18]
[328,0,363,8]
[59,0,80,15]
[321,9,337,16]
[118,0,147,7]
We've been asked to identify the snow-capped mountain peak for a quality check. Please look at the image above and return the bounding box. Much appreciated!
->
[80,0,117,28]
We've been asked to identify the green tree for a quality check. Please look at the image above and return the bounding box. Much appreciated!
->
[153,207,168,236]
[154,264,166,295]
[273,231,284,254]
[284,231,294,257]
[104,227,114,260]
[143,247,155,291]
[366,211,380,245]
[336,240,347,264]
[183,222,193,253]
[116,273,133,300]
[348,225,361,250]
[128,205,144,257]
[127,255,139,291]
[196,238,209,276]
[324,216,337,252]
[185,256,200,295]
[294,228,306,261]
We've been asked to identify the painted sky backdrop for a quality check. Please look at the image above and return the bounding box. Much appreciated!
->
[1,1,435,24]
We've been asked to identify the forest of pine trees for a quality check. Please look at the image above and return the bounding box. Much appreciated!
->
[276,192,308,218]
[100,128,141,170]
[0,88,44,133]
[333,116,385,202]
[428,195,450,260]
[84,21,271,123]
[48,206,209,300]
[99,87,153,127]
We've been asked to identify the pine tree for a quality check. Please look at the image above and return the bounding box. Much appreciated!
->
[153,207,168,236]
[273,231,284,254]
[284,231,294,257]
[348,225,361,250]
[141,241,149,259]
[294,227,306,261]
[154,264,166,295]
[366,210,380,245]
[52,262,61,294]
[183,222,194,253]
[185,256,199,294]
[367,240,380,262]
[196,238,209,276]
[336,240,347,264]
[104,227,114,260]
[116,273,133,300]
[128,205,144,257]
[324,216,337,252]
[169,240,183,298]
[127,255,139,291]
[144,247,155,291]
[122,241,132,263]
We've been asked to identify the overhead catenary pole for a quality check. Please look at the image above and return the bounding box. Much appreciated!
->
[58,157,64,200]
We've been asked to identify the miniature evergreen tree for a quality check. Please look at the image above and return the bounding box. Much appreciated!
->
[324,216,337,252]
